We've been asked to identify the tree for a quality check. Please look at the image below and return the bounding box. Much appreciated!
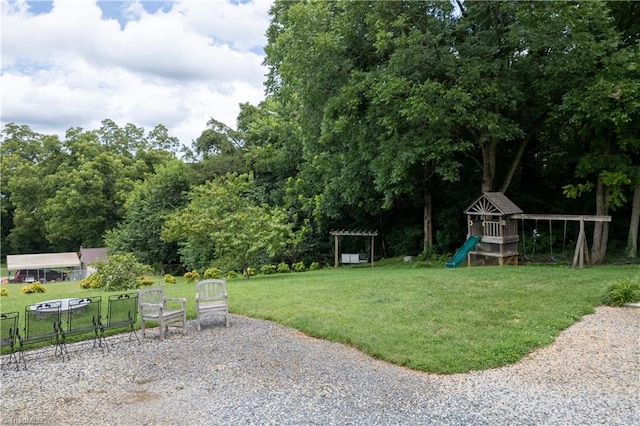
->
[184,118,247,181]
[1,124,65,253]
[451,1,619,194]
[1,120,180,254]
[265,1,469,251]
[561,45,640,263]
[162,173,294,276]
[105,160,192,273]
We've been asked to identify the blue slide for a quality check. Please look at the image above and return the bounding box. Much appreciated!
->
[445,236,481,268]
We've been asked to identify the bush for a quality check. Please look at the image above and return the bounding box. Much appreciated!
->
[601,278,640,307]
[292,261,306,272]
[204,267,221,279]
[90,253,153,291]
[138,276,155,287]
[80,274,104,289]
[227,270,239,279]
[21,282,46,294]
[164,274,176,284]
[309,262,321,271]
[244,267,256,278]
[1,288,7,296]
[184,270,200,283]
[260,264,277,275]
[277,262,291,273]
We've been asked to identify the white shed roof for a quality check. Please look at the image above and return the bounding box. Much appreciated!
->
[6,252,81,271]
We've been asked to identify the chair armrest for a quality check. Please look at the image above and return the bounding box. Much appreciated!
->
[140,302,164,312]
[164,297,186,309]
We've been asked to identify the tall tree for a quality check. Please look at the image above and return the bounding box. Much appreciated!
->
[561,43,640,263]
[162,173,294,276]
[1,120,179,254]
[105,160,192,273]
[265,1,469,250]
[452,1,618,193]
[184,118,247,181]
[1,124,65,253]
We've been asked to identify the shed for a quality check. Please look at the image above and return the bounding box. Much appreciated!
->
[464,192,522,266]
[79,247,108,270]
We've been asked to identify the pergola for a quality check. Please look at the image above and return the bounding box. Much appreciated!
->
[330,230,378,268]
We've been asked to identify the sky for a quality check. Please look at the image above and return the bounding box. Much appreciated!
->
[1,0,273,148]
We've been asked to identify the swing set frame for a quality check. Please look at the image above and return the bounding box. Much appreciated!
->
[511,214,611,269]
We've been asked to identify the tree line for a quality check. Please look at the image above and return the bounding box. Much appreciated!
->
[1,1,638,273]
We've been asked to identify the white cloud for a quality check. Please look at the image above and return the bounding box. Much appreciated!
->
[0,0,272,146]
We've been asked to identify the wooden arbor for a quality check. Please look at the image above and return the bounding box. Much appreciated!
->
[464,192,523,266]
[330,230,378,268]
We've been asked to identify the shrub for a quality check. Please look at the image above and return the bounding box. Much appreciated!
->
[244,267,256,278]
[227,270,239,279]
[309,262,321,271]
[260,264,277,275]
[184,270,200,283]
[1,288,7,296]
[80,274,104,289]
[138,276,155,287]
[277,262,291,273]
[164,274,176,284]
[292,261,306,272]
[204,267,221,279]
[21,282,46,294]
[90,253,153,291]
[601,278,640,307]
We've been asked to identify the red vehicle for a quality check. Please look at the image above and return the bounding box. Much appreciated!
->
[13,269,67,283]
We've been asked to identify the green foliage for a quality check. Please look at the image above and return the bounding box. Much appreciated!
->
[162,173,294,273]
[105,160,191,270]
[601,278,640,307]
[184,270,200,283]
[90,253,153,291]
[227,270,240,279]
[203,267,221,279]
[137,276,155,287]
[163,274,176,284]
[277,262,291,273]
[80,274,104,289]
[21,282,46,294]
[415,248,450,267]
[260,264,277,275]
[309,262,321,271]
[244,267,256,278]
[292,261,306,272]
[1,288,8,296]
[1,120,177,253]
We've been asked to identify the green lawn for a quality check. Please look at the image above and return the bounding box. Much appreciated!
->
[1,263,636,374]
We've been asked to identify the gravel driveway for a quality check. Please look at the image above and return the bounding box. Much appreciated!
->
[1,306,638,425]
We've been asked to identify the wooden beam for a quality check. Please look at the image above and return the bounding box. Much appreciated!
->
[511,214,611,222]
[330,230,379,236]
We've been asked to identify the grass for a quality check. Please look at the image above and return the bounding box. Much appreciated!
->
[1,263,637,374]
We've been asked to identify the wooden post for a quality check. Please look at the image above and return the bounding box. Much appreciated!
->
[330,230,378,268]
[573,218,586,269]
[583,234,591,266]
[371,235,374,267]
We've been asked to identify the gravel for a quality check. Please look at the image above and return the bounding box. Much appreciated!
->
[1,306,638,425]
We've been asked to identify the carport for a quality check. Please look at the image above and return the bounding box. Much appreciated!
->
[6,252,81,282]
